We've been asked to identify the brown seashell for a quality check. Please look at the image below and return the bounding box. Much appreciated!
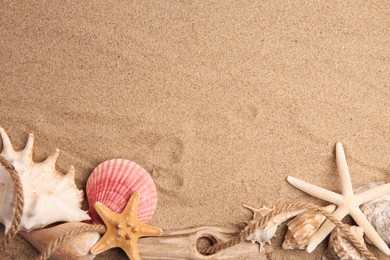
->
[242,204,306,245]
[322,225,365,260]
[283,204,336,250]
[20,222,100,260]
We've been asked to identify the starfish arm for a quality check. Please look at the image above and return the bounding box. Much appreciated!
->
[350,206,390,255]
[287,176,343,204]
[94,202,119,225]
[307,206,349,253]
[124,192,140,216]
[138,222,163,237]
[335,142,354,196]
[123,240,141,260]
[90,234,116,254]
[356,183,390,205]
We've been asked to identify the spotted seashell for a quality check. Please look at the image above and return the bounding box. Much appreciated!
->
[0,128,90,232]
[322,225,365,260]
[86,159,157,224]
[355,181,390,245]
[283,204,336,250]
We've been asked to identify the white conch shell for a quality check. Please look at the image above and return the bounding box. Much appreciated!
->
[282,204,336,250]
[0,128,90,231]
[20,222,100,260]
[355,181,390,245]
[242,204,306,245]
[322,225,366,260]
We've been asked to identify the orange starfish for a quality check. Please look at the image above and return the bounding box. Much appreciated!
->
[90,192,162,260]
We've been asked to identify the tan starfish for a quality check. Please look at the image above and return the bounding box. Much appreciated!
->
[287,142,390,255]
[90,192,162,260]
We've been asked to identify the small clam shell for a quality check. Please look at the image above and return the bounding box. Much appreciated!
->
[20,222,100,260]
[355,181,390,245]
[282,204,336,250]
[322,225,365,260]
[86,159,157,224]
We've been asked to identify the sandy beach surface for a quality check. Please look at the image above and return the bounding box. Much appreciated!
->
[0,1,389,259]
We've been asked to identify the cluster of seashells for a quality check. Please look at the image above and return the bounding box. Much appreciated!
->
[0,128,158,259]
[243,181,390,260]
[242,204,366,259]
[1,127,390,259]
[282,205,368,259]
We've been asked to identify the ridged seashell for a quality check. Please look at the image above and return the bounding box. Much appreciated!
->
[86,159,157,224]
[242,205,306,245]
[322,225,365,260]
[0,128,90,232]
[355,181,390,245]
[20,222,100,260]
[282,204,336,250]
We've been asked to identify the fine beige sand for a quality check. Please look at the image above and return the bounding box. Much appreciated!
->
[0,1,389,259]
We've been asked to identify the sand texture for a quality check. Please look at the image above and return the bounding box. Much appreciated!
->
[0,1,389,259]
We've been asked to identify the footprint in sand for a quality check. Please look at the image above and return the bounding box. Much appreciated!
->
[242,104,258,121]
[129,131,185,195]
[150,136,184,166]
[150,165,184,195]
[129,131,184,166]
[150,164,206,207]
[236,104,258,123]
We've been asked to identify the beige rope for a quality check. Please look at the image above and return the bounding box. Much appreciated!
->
[199,202,377,260]
[0,154,378,260]
[37,224,106,260]
[0,155,24,250]
[0,154,106,260]
[307,204,374,260]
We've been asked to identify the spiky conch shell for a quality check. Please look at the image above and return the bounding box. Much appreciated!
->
[322,225,366,260]
[355,181,390,245]
[20,222,100,260]
[0,128,90,232]
[282,204,336,250]
[86,159,157,224]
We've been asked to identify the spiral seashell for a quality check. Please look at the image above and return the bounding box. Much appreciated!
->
[283,204,336,250]
[355,181,390,245]
[242,205,306,245]
[0,128,90,232]
[322,225,365,260]
[86,159,157,224]
[20,222,100,260]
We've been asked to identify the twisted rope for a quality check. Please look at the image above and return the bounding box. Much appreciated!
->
[0,155,24,250]
[0,154,106,260]
[0,154,378,260]
[37,224,106,260]
[199,202,377,260]
[306,204,374,259]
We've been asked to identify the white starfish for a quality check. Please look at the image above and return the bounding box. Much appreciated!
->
[287,142,390,255]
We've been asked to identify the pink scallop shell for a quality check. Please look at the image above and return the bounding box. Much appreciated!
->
[86,159,157,224]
